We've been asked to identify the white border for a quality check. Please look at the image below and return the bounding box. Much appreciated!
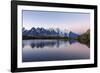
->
[17,5,94,68]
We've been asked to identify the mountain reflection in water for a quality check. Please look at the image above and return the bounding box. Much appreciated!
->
[22,39,77,48]
[22,39,90,62]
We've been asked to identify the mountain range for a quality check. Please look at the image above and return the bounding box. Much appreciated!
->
[22,27,79,39]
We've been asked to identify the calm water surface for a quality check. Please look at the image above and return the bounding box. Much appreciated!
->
[22,39,90,62]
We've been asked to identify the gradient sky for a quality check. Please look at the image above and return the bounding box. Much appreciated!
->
[22,10,90,34]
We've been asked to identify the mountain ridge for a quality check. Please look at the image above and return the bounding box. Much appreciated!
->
[22,27,80,39]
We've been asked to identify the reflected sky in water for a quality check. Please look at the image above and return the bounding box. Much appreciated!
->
[22,39,90,62]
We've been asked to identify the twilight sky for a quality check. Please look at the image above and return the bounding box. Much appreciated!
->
[22,10,90,34]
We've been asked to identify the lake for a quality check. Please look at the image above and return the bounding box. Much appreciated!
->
[22,39,90,62]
